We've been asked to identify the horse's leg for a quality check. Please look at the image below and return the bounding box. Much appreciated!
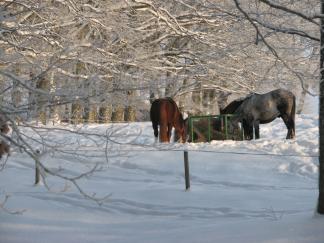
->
[152,122,159,142]
[290,97,296,139]
[281,114,295,139]
[287,116,295,139]
[243,120,253,140]
[242,120,248,140]
[253,120,260,139]
[167,123,172,142]
[160,123,168,142]
[291,117,295,138]
[173,128,179,142]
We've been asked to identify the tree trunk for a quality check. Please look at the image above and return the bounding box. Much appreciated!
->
[87,105,98,123]
[12,66,23,123]
[48,72,60,125]
[297,83,309,114]
[11,65,22,108]
[38,111,47,125]
[36,75,50,125]
[71,61,85,124]
[178,78,188,114]
[124,106,136,122]
[111,106,124,122]
[71,102,83,124]
[124,91,136,122]
[165,71,175,97]
[60,104,70,123]
[83,99,90,123]
[98,105,112,123]
[318,2,324,214]
[191,83,203,115]
[202,89,217,115]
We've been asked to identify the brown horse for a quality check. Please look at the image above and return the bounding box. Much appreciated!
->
[150,97,186,143]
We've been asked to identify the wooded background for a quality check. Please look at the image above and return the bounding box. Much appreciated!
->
[0,0,319,125]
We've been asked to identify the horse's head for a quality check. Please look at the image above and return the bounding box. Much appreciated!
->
[179,118,188,143]
[228,115,241,136]
[182,117,190,142]
[229,116,254,140]
[173,117,188,143]
[242,120,253,140]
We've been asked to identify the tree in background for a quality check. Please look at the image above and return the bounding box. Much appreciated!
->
[319,1,324,215]
[230,0,322,214]
[2,0,317,122]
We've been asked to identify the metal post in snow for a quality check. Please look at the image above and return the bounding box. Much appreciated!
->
[225,115,228,140]
[35,150,41,185]
[190,117,194,143]
[208,116,211,142]
[184,150,190,190]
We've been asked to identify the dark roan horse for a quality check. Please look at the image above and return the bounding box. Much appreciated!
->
[220,89,296,140]
[150,97,186,143]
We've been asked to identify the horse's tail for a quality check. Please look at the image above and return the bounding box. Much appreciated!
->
[149,100,155,122]
[291,94,296,130]
[150,100,159,138]
[292,95,296,120]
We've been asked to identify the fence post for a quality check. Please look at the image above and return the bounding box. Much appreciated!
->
[224,115,228,140]
[208,116,211,142]
[190,117,194,143]
[35,150,41,185]
[184,150,190,190]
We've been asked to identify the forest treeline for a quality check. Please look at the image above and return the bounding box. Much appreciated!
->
[0,0,319,124]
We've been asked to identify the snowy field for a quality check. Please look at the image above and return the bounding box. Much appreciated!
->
[1,113,324,243]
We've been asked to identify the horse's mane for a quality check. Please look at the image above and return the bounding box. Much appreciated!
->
[151,97,184,123]
[165,97,184,121]
[240,92,255,100]
[220,93,255,114]
[220,99,245,114]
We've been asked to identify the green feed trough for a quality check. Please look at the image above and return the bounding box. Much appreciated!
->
[187,114,244,143]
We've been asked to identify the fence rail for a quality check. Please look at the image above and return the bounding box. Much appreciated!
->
[106,148,319,158]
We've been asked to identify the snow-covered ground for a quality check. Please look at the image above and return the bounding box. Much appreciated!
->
[0,114,323,243]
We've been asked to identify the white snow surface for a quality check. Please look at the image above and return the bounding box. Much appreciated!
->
[0,114,323,243]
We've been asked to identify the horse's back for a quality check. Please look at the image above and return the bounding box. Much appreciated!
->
[250,89,294,107]
[150,98,178,124]
[240,89,295,121]
[270,89,295,111]
[159,98,177,123]
[270,89,295,99]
